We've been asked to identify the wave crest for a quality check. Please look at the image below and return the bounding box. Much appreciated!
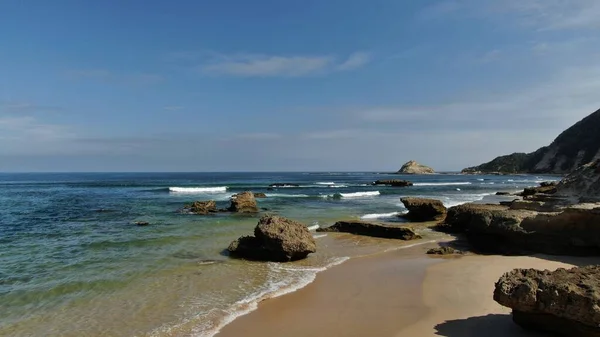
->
[169,186,227,193]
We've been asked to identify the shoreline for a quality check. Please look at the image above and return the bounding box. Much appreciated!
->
[215,240,599,337]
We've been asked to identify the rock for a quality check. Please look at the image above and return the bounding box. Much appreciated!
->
[540,181,559,187]
[317,220,421,240]
[426,246,460,255]
[441,202,600,255]
[253,192,267,198]
[227,215,316,262]
[494,266,600,337]
[397,160,435,174]
[520,184,557,197]
[373,179,413,187]
[401,197,447,221]
[557,160,600,202]
[269,183,299,188]
[228,192,259,213]
[509,200,562,212]
[496,192,512,196]
[182,200,217,215]
[135,221,150,226]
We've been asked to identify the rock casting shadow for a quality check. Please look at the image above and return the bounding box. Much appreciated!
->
[434,314,550,337]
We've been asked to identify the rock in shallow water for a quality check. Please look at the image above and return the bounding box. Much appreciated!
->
[228,215,316,262]
[228,191,259,213]
[401,197,447,221]
[494,265,600,337]
[373,179,413,187]
[317,220,421,240]
[182,200,217,215]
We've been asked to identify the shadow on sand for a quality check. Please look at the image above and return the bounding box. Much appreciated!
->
[434,314,551,337]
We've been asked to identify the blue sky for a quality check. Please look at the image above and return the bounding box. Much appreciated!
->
[1,0,599,172]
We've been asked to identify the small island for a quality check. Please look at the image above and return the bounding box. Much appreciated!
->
[397,160,435,174]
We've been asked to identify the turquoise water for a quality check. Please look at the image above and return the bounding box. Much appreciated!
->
[0,172,559,336]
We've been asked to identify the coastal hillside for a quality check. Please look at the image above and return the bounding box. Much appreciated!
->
[463,108,600,174]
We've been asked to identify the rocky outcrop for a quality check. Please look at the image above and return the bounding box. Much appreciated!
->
[494,266,600,337]
[426,247,460,255]
[401,197,447,221]
[462,108,600,174]
[253,192,267,198]
[440,203,600,255]
[520,182,558,197]
[509,200,562,212]
[397,160,435,174]
[556,160,600,202]
[227,215,316,262]
[317,220,421,240]
[373,179,413,187]
[228,192,259,213]
[182,200,217,215]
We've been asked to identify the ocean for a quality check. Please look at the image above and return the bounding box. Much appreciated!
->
[0,172,559,336]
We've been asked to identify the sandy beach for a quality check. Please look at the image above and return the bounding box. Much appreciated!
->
[217,241,599,337]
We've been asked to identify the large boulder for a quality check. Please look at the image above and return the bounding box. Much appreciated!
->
[397,160,435,174]
[440,203,600,255]
[494,266,600,337]
[227,215,317,262]
[317,220,421,240]
[401,197,447,221]
[182,200,217,215]
[373,180,413,187]
[228,191,259,213]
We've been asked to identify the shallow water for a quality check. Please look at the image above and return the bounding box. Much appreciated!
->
[0,172,559,336]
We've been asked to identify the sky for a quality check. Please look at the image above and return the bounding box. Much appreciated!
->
[1,0,599,172]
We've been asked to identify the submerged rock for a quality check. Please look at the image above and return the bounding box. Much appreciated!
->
[228,191,259,213]
[182,200,217,215]
[317,220,421,240]
[135,221,150,226]
[494,266,600,337]
[397,160,435,174]
[401,197,447,221]
[253,192,267,198]
[373,179,413,187]
[227,215,316,262]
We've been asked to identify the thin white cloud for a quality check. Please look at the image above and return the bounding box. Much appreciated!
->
[357,64,600,131]
[199,52,371,77]
[336,52,372,71]
[0,116,70,142]
[420,0,600,30]
[67,69,163,85]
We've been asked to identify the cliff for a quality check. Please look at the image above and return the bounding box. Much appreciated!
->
[463,108,600,174]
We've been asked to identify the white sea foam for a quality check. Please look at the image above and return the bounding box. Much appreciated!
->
[169,187,227,193]
[313,234,328,239]
[477,178,485,181]
[266,193,310,198]
[339,191,380,198]
[316,182,335,185]
[307,224,320,231]
[194,256,350,337]
[413,182,472,186]
[360,212,400,220]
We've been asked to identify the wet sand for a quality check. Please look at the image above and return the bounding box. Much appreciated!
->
[216,241,441,337]
[216,241,599,337]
